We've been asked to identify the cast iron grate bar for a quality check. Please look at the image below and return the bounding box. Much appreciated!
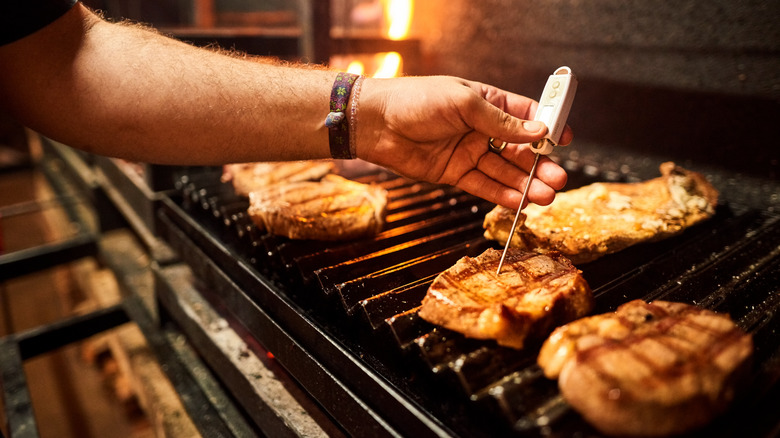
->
[282,201,490,280]
[334,238,491,314]
[385,307,433,349]
[293,205,491,283]
[360,275,436,330]
[385,193,484,228]
[588,209,774,307]
[315,222,484,293]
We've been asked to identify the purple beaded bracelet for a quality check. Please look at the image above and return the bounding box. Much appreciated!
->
[325,72,361,159]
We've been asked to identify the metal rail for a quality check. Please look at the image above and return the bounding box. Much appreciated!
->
[1,140,255,437]
[0,294,256,438]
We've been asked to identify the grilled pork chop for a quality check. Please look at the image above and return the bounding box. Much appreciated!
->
[222,160,335,197]
[247,174,387,240]
[418,248,593,349]
[483,162,719,264]
[538,300,753,437]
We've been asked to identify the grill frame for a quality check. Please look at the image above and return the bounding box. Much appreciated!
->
[155,160,780,438]
[156,194,467,438]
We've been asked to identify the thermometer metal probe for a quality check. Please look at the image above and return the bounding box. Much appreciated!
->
[496,66,578,274]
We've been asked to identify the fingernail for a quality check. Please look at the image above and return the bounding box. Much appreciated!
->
[523,121,546,132]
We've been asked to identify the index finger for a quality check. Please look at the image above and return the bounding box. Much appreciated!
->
[477,82,575,147]
[462,88,549,145]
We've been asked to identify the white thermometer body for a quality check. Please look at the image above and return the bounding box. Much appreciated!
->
[530,66,578,155]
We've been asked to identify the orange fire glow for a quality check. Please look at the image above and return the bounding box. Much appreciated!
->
[340,52,402,79]
[347,60,365,76]
[373,52,402,78]
[385,0,413,40]
[335,0,412,78]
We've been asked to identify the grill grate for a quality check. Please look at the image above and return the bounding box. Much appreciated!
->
[163,162,780,437]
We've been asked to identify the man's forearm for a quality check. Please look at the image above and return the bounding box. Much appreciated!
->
[0,4,340,164]
[0,3,571,209]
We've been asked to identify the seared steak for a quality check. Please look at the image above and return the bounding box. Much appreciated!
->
[222,160,335,197]
[418,248,592,349]
[538,300,753,437]
[483,162,719,264]
[247,174,387,240]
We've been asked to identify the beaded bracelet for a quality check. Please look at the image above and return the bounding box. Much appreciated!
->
[325,72,362,159]
[348,75,364,159]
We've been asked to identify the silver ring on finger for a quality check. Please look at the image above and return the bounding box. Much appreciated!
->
[488,138,508,154]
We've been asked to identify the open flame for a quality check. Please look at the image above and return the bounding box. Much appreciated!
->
[372,52,402,78]
[385,0,413,41]
[347,60,365,76]
[343,52,402,78]
[335,0,413,78]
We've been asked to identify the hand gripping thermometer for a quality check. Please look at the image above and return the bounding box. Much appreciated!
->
[496,66,578,274]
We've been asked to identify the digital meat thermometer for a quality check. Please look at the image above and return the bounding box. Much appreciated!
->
[496,66,578,274]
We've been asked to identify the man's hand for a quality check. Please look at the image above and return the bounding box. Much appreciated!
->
[356,76,571,210]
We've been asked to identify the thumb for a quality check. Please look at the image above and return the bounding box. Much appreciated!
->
[468,97,548,144]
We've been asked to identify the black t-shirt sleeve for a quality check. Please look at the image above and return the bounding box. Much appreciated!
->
[1,0,79,46]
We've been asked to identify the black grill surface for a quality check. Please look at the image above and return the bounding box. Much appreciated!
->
[157,159,780,438]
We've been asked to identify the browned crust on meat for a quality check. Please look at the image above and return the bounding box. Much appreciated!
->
[483,162,719,264]
[538,300,753,436]
[247,174,387,241]
[222,161,336,197]
[418,248,593,349]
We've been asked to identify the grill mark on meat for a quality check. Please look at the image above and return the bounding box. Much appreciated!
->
[418,249,593,349]
[431,251,546,306]
[575,317,748,398]
[538,300,753,436]
[260,183,362,206]
[248,175,388,240]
